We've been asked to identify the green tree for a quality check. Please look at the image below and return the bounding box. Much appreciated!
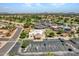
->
[20,30,29,39]
[21,40,31,48]
[57,29,64,34]
[77,28,79,33]
[45,29,55,37]
[24,18,33,28]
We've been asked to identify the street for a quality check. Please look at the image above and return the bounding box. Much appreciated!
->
[0,26,22,56]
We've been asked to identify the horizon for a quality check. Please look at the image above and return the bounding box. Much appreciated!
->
[0,3,79,13]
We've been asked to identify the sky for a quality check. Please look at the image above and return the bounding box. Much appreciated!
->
[0,3,79,13]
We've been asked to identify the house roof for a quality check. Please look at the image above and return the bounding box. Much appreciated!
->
[34,33,42,39]
[29,29,44,35]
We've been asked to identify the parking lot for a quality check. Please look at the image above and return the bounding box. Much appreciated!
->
[21,39,77,53]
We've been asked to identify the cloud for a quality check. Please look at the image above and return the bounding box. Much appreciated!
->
[50,3,65,7]
[24,3,32,7]
[23,3,42,8]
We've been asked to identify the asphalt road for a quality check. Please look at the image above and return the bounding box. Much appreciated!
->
[0,27,22,56]
[10,27,22,41]
[8,42,20,56]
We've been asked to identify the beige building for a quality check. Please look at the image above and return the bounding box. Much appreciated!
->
[29,29,45,41]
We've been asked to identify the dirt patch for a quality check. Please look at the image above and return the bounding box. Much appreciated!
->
[0,41,8,49]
